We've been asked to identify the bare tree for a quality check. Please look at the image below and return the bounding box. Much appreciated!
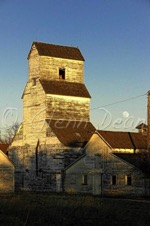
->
[0,123,19,144]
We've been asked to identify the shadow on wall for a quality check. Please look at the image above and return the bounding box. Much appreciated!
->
[8,143,84,192]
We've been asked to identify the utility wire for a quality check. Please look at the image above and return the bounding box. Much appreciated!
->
[90,93,147,111]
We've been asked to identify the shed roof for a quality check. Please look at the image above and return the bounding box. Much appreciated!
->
[28,42,85,61]
[97,130,147,149]
[40,80,91,98]
[46,120,95,147]
[113,153,150,175]
[0,144,9,154]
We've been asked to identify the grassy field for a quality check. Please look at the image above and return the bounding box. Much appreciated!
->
[0,193,149,226]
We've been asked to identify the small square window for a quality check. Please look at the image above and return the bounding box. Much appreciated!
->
[59,68,65,80]
[126,176,132,185]
[112,175,117,185]
[82,175,88,185]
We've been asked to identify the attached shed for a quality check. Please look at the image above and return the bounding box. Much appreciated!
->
[64,153,149,197]
[64,132,150,197]
[0,150,15,193]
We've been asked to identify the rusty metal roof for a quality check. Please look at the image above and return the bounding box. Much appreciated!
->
[136,123,148,129]
[46,120,95,147]
[28,42,85,61]
[0,144,9,154]
[98,130,147,149]
[113,153,150,175]
[40,80,91,98]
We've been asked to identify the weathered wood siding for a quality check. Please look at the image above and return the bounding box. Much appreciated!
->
[28,45,39,79]
[85,133,111,156]
[0,150,14,193]
[22,79,46,145]
[64,155,145,197]
[8,42,90,192]
[39,56,84,83]
[8,140,81,192]
[8,146,64,191]
[64,134,146,197]
[28,44,84,83]
[46,95,90,121]
[8,123,82,191]
[102,154,144,197]
[64,156,94,194]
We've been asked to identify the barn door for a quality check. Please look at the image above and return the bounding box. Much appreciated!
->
[92,174,102,195]
[56,173,62,192]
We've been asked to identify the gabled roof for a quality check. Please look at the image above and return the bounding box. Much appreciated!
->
[136,123,148,129]
[46,120,95,147]
[0,144,9,154]
[40,80,91,98]
[64,153,86,171]
[113,153,150,176]
[97,130,147,149]
[0,149,15,168]
[28,42,85,61]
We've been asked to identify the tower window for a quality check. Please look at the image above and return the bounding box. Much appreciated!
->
[59,68,65,80]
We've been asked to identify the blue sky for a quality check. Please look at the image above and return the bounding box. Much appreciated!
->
[0,0,150,132]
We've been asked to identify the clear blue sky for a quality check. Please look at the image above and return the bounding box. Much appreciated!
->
[0,0,150,132]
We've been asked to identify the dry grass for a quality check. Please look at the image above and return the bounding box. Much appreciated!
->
[0,192,149,226]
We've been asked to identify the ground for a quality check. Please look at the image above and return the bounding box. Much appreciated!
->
[0,193,149,226]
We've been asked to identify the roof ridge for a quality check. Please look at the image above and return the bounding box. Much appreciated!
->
[28,41,85,61]
[98,130,138,134]
[97,130,147,149]
[33,41,79,49]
